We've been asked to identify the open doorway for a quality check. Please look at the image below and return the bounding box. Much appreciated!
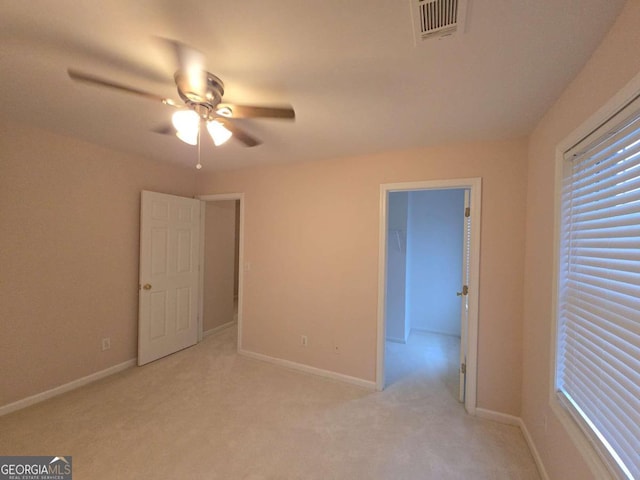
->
[385,188,465,401]
[376,179,481,415]
[198,193,244,350]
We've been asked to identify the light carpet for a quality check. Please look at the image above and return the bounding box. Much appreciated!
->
[0,327,540,479]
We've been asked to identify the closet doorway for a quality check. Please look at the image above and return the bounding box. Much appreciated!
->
[376,179,481,414]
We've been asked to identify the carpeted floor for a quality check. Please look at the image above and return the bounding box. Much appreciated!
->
[0,327,540,479]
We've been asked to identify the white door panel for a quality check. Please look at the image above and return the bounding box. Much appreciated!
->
[139,191,201,366]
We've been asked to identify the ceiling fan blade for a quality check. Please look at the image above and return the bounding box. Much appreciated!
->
[67,69,179,106]
[217,118,262,147]
[152,123,175,136]
[160,38,205,73]
[158,38,208,95]
[216,103,295,120]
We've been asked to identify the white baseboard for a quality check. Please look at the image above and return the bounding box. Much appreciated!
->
[0,358,136,417]
[203,320,237,338]
[386,336,407,344]
[474,408,549,480]
[411,327,461,338]
[475,407,521,426]
[518,418,551,480]
[238,349,376,391]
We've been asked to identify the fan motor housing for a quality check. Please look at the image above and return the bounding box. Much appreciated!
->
[175,70,225,109]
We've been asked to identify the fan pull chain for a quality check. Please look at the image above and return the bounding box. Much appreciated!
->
[196,122,202,170]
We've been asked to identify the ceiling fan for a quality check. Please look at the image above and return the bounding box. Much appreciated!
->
[67,40,295,168]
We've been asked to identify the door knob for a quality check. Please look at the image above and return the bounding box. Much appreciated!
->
[143,284,152,290]
[457,285,469,296]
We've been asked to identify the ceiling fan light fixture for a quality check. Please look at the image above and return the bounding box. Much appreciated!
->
[176,129,198,146]
[172,110,200,145]
[68,43,294,152]
[172,109,199,132]
[207,119,232,146]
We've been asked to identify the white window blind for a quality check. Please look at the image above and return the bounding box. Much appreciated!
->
[557,95,640,480]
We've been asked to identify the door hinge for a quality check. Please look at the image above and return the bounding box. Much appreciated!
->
[461,362,466,375]
[465,206,470,218]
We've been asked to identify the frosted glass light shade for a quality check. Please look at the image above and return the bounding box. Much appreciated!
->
[172,110,200,145]
[207,120,232,146]
[176,129,198,146]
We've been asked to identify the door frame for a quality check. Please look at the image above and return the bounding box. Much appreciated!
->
[376,178,481,415]
[198,193,245,352]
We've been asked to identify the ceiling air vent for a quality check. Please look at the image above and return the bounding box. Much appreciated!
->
[410,0,468,42]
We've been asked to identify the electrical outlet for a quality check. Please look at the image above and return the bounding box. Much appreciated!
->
[301,335,308,347]
[101,337,111,351]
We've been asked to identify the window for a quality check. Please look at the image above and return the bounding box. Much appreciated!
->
[556,94,640,480]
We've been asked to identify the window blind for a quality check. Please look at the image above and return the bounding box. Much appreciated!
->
[557,96,640,480]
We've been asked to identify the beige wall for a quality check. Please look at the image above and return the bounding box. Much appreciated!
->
[197,138,528,415]
[523,2,640,479]
[0,123,527,417]
[203,200,238,332]
[0,121,196,406]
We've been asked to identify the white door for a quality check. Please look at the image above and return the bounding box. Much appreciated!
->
[458,190,471,402]
[138,191,201,366]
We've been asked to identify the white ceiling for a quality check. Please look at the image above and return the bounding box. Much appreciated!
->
[0,0,626,171]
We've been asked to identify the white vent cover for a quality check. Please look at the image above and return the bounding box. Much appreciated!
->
[410,0,468,42]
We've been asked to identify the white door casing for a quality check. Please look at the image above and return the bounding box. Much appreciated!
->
[377,178,481,415]
[459,189,471,403]
[138,191,201,366]
[198,193,245,352]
